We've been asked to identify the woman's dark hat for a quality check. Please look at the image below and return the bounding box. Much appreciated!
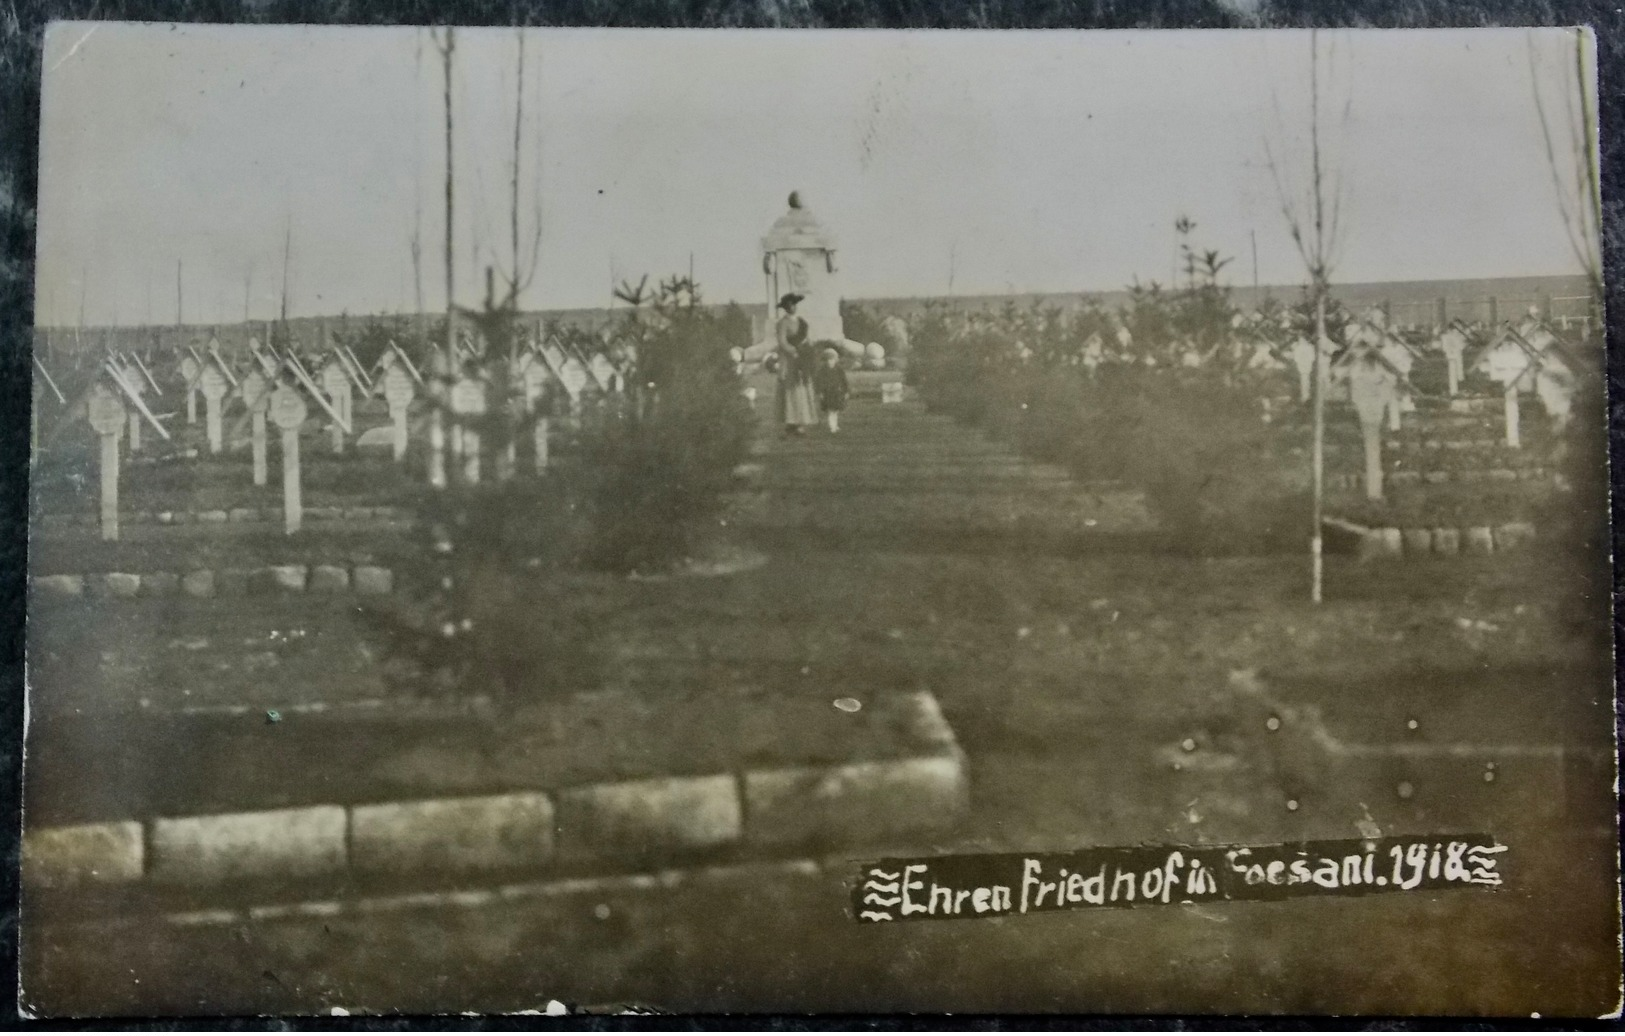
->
[778,293,805,310]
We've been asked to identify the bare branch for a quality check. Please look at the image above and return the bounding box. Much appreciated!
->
[1528,31,1599,288]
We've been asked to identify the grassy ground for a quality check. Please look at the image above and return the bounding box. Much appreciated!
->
[20,391,1619,1018]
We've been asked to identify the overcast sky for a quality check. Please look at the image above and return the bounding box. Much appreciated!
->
[35,23,1596,326]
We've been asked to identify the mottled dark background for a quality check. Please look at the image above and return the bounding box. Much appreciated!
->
[2,0,1620,1028]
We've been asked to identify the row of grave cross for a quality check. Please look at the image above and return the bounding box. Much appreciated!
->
[45,328,631,542]
[1262,312,1586,502]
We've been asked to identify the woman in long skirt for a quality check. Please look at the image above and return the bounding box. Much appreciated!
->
[774,293,819,435]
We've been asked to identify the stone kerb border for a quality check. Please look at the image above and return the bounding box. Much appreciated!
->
[1321,516,1537,561]
[22,692,967,894]
[31,564,396,600]
[39,505,411,527]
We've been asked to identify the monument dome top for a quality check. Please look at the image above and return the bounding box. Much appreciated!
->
[763,192,836,252]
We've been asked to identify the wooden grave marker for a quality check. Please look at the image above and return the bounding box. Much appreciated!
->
[241,370,271,486]
[322,360,352,454]
[450,376,487,484]
[87,386,127,541]
[208,339,240,389]
[1347,359,1397,502]
[108,357,145,453]
[520,356,551,472]
[200,363,229,454]
[180,354,202,425]
[383,365,415,462]
[269,385,308,534]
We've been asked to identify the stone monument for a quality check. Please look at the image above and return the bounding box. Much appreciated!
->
[762,191,844,347]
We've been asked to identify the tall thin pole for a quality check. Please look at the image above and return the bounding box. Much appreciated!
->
[1251,229,1260,305]
[280,218,293,326]
[176,259,183,326]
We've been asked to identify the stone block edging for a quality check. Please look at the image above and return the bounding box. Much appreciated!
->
[1322,516,1536,560]
[22,691,966,892]
[30,564,396,601]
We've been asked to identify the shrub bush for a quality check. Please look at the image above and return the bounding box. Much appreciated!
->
[580,280,755,574]
[906,236,1310,555]
[366,276,755,709]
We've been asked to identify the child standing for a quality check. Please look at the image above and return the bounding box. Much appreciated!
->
[813,346,850,433]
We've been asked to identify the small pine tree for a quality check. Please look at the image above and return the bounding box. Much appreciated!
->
[364,274,755,712]
[362,284,601,711]
[582,278,755,574]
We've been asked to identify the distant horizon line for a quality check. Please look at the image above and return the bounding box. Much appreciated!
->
[34,272,1593,331]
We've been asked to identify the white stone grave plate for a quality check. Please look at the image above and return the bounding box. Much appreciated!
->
[450,378,487,415]
[87,389,127,435]
[384,367,415,409]
[200,365,229,400]
[269,385,309,431]
[241,371,270,411]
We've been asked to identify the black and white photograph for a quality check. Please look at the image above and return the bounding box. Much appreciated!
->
[17,22,1621,1017]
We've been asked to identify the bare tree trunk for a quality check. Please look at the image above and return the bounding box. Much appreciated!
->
[511,26,523,308]
[1265,28,1346,605]
[413,30,427,347]
[411,231,424,343]
[280,218,292,326]
[1310,290,1326,603]
[440,27,458,359]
